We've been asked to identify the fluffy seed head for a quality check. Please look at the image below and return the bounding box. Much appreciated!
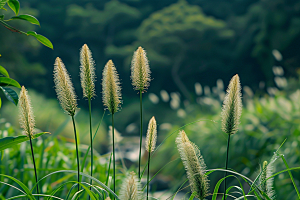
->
[176,130,209,200]
[18,86,35,138]
[145,116,157,152]
[102,60,122,114]
[54,57,77,116]
[131,46,151,92]
[259,161,275,199]
[80,44,96,99]
[221,74,242,135]
[119,171,142,200]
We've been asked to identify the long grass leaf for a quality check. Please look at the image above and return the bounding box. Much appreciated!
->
[0,181,26,194]
[32,170,119,199]
[0,174,35,200]
[280,154,300,199]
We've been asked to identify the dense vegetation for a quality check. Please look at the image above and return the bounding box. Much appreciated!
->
[1,0,300,199]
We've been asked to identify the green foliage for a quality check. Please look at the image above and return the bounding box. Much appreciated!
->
[0,0,52,49]
[0,87,18,105]
[1,0,300,199]
[151,84,300,198]
[0,131,48,151]
[0,66,20,108]
[0,66,9,78]
[11,14,39,25]
[7,0,19,15]
[0,120,118,199]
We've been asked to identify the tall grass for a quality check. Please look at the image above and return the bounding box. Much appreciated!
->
[102,60,122,198]
[131,46,151,179]
[1,47,300,200]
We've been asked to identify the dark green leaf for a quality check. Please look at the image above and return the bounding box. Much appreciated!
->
[0,0,8,10]
[7,0,19,15]
[0,77,21,88]
[0,86,18,105]
[0,132,49,152]
[11,14,40,25]
[0,174,35,200]
[0,14,4,20]
[27,31,53,49]
[0,65,9,77]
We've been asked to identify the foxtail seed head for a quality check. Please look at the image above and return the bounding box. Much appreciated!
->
[131,46,151,92]
[54,57,77,116]
[176,130,209,200]
[18,86,35,138]
[80,44,96,99]
[102,60,122,114]
[119,171,142,200]
[259,161,275,199]
[145,116,157,152]
[221,74,242,135]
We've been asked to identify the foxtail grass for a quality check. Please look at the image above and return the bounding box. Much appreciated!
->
[79,44,96,194]
[176,130,209,200]
[119,171,142,200]
[18,86,39,199]
[131,46,151,179]
[259,161,275,199]
[221,74,242,198]
[145,116,157,200]
[102,60,122,197]
[53,57,80,191]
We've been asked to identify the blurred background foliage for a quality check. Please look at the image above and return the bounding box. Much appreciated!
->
[1,0,300,199]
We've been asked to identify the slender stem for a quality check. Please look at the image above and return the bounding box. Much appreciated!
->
[29,137,39,200]
[138,90,143,179]
[106,152,113,186]
[280,154,300,198]
[112,113,116,199]
[71,115,80,192]
[146,151,151,200]
[223,134,231,200]
[88,98,93,197]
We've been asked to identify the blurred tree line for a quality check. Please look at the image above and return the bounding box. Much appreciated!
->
[1,0,300,106]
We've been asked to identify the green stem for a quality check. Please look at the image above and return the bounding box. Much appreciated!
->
[223,134,231,200]
[146,151,151,200]
[106,152,113,186]
[71,115,80,192]
[138,90,143,179]
[112,113,116,199]
[29,137,39,200]
[88,98,93,197]
[0,19,25,34]
[280,154,300,199]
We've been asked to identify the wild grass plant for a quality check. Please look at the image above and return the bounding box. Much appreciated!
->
[80,44,97,197]
[1,46,300,200]
[131,46,151,180]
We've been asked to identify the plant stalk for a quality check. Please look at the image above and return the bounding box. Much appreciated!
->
[223,134,231,200]
[280,154,300,199]
[71,115,80,192]
[112,113,116,199]
[138,90,143,179]
[88,98,93,197]
[147,151,151,200]
[29,137,39,200]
